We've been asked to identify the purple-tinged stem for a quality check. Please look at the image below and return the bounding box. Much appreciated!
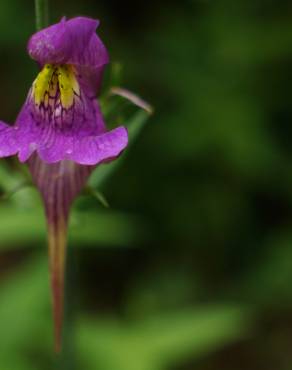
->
[46,203,67,353]
[28,154,93,352]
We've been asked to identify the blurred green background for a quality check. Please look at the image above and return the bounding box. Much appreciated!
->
[0,0,292,369]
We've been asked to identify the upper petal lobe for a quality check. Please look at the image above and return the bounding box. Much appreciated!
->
[28,17,109,71]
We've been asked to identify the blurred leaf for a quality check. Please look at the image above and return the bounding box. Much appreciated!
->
[89,109,151,189]
[0,162,25,192]
[0,201,147,249]
[77,305,251,370]
[0,181,32,201]
[69,210,148,247]
[109,62,124,88]
[0,255,50,354]
[239,231,292,305]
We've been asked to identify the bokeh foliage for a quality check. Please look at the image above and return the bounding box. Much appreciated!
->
[0,0,292,369]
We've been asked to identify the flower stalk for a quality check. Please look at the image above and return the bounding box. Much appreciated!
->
[35,0,49,30]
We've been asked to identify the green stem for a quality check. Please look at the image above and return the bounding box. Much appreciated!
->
[35,0,49,30]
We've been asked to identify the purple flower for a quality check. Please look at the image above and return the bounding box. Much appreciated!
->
[0,16,128,164]
[0,17,129,352]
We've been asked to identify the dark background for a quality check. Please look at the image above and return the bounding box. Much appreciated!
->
[0,0,292,369]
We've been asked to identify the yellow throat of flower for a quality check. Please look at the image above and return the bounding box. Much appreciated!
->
[33,64,80,109]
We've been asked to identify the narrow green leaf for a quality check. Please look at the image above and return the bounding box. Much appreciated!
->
[84,186,110,208]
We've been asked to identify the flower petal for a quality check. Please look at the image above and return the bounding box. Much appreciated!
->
[0,122,18,157]
[27,17,109,70]
[70,126,128,165]
[14,99,128,164]
[65,17,109,69]
[0,17,128,165]
[36,126,128,165]
[14,101,41,162]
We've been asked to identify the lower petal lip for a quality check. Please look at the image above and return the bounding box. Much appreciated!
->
[35,126,128,165]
